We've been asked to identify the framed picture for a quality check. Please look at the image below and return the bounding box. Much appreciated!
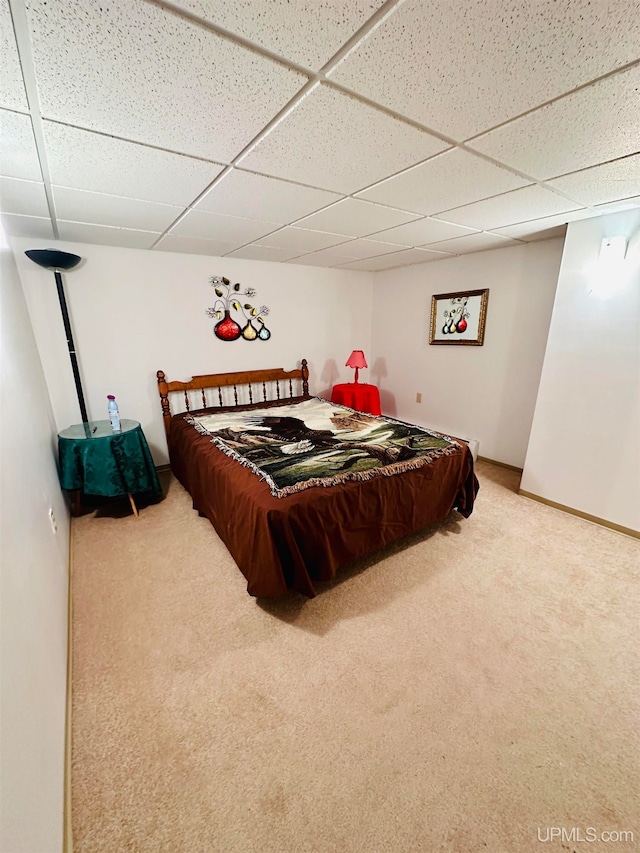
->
[429,288,489,346]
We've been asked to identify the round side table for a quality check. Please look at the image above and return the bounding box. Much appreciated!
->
[58,419,161,517]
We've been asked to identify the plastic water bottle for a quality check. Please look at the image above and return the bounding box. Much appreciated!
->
[107,395,121,432]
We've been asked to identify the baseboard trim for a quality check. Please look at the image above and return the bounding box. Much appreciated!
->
[63,517,73,852]
[477,455,523,474]
[519,489,640,540]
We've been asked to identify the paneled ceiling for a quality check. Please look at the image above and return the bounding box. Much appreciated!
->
[1,0,639,271]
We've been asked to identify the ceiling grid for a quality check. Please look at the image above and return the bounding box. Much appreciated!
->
[0,0,638,268]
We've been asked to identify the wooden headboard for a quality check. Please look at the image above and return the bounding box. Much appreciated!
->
[156,359,310,441]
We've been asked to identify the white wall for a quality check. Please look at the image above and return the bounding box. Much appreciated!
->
[0,247,70,852]
[370,239,564,467]
[12,239,373,465]
[521,211,640,532]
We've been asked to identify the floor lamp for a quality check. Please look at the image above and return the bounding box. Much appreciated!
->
[24,248,89,428]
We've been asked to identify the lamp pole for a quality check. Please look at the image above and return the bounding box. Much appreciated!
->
[24,249,89,426]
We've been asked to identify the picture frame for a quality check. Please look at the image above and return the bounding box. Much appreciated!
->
[429,288,489,346]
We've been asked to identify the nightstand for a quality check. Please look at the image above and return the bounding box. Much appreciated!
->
[58,419,161,517]
[330,382,382,416]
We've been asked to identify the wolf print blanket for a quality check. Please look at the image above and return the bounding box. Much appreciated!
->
[186,397,461,498]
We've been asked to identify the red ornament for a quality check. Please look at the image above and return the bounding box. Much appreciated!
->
[214,310,241,341]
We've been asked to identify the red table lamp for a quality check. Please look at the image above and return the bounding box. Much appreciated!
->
[345,350,368,384]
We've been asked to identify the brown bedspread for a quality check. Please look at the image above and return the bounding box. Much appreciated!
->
[169,409,478,598]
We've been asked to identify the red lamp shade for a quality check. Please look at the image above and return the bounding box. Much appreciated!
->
[345,349,367,383]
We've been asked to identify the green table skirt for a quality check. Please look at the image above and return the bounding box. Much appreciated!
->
[58,421,161,497]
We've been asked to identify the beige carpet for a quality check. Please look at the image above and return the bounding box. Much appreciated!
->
[71,462,639,852]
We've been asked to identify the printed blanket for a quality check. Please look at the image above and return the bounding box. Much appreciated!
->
[186,397,461,498]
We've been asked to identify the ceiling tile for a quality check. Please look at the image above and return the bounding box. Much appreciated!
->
[545,154,640,208]
[329,238,405,259]
[290,237,416,266]
[25,0,307,162]
[170,209,280,244]
[0,176,49,216]
[154,234,239,256]
[492,208,596,240]
[0,109,42,180]
[337,248,449,271]
[239,84,448,194]
[257,226,349,252]
[171,0,387,69]
[503,224,567,242]
[52,186,184,233]
[195,169,341,223]
[52,186,183,232]
[1,212,53,239]
[426,232,521,254]
[357,148,530,215]
[595,196,640,213]
[469,66,640,180]
[329,0,640,139]
[43,123,223,206]
[56,221,160,248]
[287,249,358,267]
[0,0,28,110]
[296,198,420,237]
[371,217,479,247]
[225,244,304,262]
[436,185,583,230]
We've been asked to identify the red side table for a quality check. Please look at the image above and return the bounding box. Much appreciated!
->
[330,382,381,416]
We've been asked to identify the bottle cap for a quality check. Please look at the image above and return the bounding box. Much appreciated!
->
[107,395,115,399]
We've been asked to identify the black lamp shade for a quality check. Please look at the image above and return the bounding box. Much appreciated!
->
[24,249,81,271]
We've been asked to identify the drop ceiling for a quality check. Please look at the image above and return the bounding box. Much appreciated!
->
[1,0,639,271]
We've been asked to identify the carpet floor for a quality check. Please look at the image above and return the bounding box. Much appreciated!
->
[70,462,639,852]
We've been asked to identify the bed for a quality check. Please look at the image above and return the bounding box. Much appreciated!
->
[157,359,478,598]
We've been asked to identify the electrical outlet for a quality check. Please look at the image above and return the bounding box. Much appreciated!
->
[416,392,422,403]
[48,508,57,534]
